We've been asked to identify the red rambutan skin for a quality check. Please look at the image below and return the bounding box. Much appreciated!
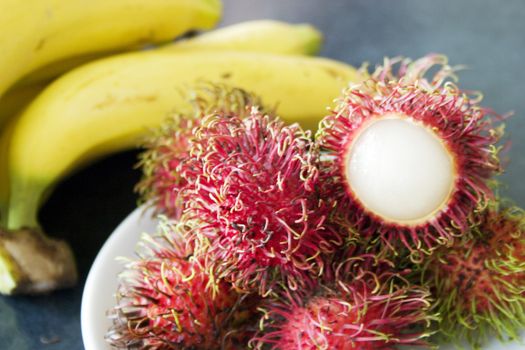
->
[423,200,525,347]
[136,85,264,220]
[136,115,195,219]
[179,110,344,296]
[253,255,435,350]
[106,219,258,350]
[315,55,503,257]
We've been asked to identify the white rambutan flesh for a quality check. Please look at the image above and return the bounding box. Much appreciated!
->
[346,113,456,224]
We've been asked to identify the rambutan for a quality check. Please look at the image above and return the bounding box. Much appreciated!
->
[106,218,258,350]
[136,85,263,219]
[179,110,344,296]
[421,199,525,348]
[135,115,196,220]
[252,255,435,349]
[315,55,503,257]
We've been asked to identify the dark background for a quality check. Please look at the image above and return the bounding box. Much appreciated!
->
[1,0,524,349]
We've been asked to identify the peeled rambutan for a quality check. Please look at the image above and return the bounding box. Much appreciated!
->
[252,255,436,349]
[421,199,525,348]
[135,85,263,219]
[315,55,503,257]
[106,218,258,350]
[179,110,344,296]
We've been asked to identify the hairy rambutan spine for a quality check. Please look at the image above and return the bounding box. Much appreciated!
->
[179,110,344,296]
[106,218,258,350]
[315,55,504,258]
[135,84,264,219]
[252,255,436,350]
[421,199,525,349]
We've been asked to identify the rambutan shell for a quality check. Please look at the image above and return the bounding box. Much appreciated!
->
[422,200,525,347]
[315,55,503,257]
[106,218,259,350]
[179,110,344,296]
[252,255,436,350]
[136,85,265,220]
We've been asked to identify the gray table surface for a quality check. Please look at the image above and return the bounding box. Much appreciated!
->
[1,0,524,349]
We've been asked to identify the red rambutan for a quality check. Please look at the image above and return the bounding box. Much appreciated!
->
[179,110,344,296]
[315,55,503,257]
[252,255,435,350]
[135,115,196,220]
[106,218,258,350]
[422,199,525,348]
[136,85,263,219]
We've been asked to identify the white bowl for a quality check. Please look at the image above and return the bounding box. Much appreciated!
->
[81,206,525,350]
[81,205,157,350]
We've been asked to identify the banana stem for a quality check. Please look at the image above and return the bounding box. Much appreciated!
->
[0,153,8,226]
[0,202,7,228]
[0,115,19,228]
[0,168,9,227]
[6,179,43,230]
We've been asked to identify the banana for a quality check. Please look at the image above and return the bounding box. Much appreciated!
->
[15,20,322,89]
[0,0,221,101]
[0,20,324,220]
[0,20,323,129]
[0,84,48,130]
[6,51,362,230]
[14,52,120,89]
[162,20,322,55]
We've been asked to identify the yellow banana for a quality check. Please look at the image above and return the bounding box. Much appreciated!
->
[14,52,120,89]
[15,20,322,89]
[0,20,323,129]
[0,20,324,217]
[0,0,221,101]
[6,51,362,231]
[0,84,48,130]
[163,20,322,55]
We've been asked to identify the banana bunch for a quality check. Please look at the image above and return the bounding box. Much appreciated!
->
[0,3,365,295]
[0,19,323,127]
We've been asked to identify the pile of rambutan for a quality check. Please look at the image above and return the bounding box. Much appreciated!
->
[106,56,525,350]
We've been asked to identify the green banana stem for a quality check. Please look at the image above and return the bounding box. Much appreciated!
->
[0,142,9,227]
[0,196,7,229]
[0,116,18,228]
[5,178,43,230]
[0,178,8,228]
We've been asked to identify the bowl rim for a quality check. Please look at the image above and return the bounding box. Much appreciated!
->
[80,205,157,350]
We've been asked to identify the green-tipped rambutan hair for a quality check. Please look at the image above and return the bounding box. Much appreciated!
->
[251,254,437,350]
[421,198,525,349]
[178,109,344,296]
[106,217,259,350]
[315,54,504,258]
[135,84,265,219]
